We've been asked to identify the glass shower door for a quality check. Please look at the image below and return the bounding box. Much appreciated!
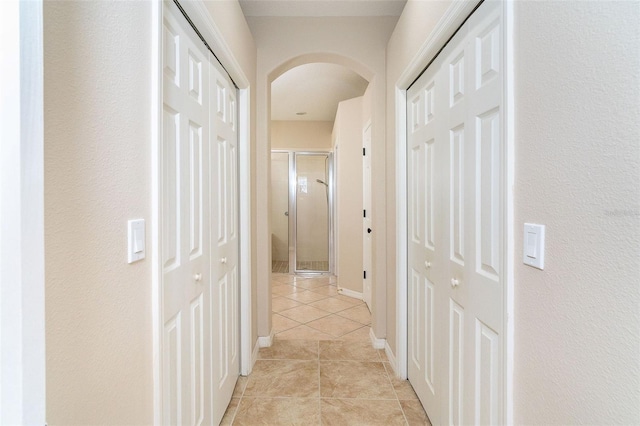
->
[294,153,331,272]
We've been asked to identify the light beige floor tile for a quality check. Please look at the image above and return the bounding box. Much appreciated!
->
[271,296,303,313]
[319,339,379,361]
[306,315,364,337]
[220,397,240,425]
[334,293,365,305]
[258,339,318,360]
[400,400,432,426]
[320,399,405,426]
[383,363,419,400]
[338,325,371,341]
[271,274,306,284]
[278,304,330,323]
[283,290,329,304]
[294,279,331,289]
[233,397,321,426]
[276,325,335,340]
[271,284,298,296]
[336,304,372,325]
[308,297,355,314]
[245,360,319,397]
[308,285,339,296]
[272,313,302,333]
[319,361,396,399]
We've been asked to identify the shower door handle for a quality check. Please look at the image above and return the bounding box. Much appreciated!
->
[284,211,289,216]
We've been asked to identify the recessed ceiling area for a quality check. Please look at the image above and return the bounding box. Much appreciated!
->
[239,0,407,17]
[271,63,369,121]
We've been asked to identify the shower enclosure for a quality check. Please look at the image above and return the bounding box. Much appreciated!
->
[271,151,333,274]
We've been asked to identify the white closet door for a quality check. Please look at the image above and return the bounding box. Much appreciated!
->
[209,57,240,426]
[162,2,212,424]
[407,2,505,424]
[407,50,444,426]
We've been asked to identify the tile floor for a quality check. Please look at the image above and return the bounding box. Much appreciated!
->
[220,274,432,425]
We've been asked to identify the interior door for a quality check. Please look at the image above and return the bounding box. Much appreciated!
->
[162,2,212,424]
[210,57,240,426]
[407,2,505,424]
[362,123,372,311]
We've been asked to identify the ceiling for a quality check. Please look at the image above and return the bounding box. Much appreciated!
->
[271,63,369,121]
[241,0,407,122]
[239,0,407,17]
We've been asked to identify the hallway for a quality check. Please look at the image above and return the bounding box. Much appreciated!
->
[219,274,431,424]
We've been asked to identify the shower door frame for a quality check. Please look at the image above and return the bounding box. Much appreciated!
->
[272,150,335,275]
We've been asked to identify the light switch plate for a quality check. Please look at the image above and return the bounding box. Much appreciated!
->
[523,223,545,270]
[128,219,145,263]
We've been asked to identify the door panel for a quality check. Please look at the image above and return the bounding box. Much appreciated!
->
[210,60,239,426]
[162,2,239,425]
[162,2,211,424]
[407,2,505,425]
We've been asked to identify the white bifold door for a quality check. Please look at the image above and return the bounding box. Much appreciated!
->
[407,1,506,425]
[162,1,239,425]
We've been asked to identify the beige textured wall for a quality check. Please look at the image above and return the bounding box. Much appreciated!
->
[513,2,640,423]
[44,0,257,423]
[44,2,153,423]
[333,96,364,293]
[251,15,396,338]
[386,0,640,423]
[271,120,333,150]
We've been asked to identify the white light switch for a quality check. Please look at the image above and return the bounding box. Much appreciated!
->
[128,219,145,263]
[523,223,545,270]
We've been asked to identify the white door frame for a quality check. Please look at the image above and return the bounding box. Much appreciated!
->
[0,1,46,423]
[151,1,253,423]
[395,1,515,423]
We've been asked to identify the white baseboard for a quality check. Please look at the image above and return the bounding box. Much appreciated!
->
[338,287,363,300]
[257,328,274,348]
[385,341,400,378]
[251,338,260,370]
[369,327,386,349]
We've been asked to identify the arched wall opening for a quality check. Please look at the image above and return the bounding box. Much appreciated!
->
[257,52,387,346]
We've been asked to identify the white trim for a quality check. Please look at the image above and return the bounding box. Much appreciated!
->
[258,329,275,348]
[395,87,409,380]
[150,1,163,424]
[395,0,515,422]
[503,2,516,425]
[384,341,398,376]
[337,287,363,301]
[0,2,45,423]
[369,328,385,349]
[251,338,260,368]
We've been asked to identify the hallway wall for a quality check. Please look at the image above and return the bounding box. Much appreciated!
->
[43,1,256,424]
[271,120,333,150]
[386,1,640,424]
[250,15,397,340]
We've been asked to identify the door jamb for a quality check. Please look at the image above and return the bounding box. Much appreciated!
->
[151,1,253,423]
[394,1,514,424]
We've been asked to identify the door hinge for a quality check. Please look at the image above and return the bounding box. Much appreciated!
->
[363,209,366,218]
[363,147,366,156]
[364,271,367,279]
